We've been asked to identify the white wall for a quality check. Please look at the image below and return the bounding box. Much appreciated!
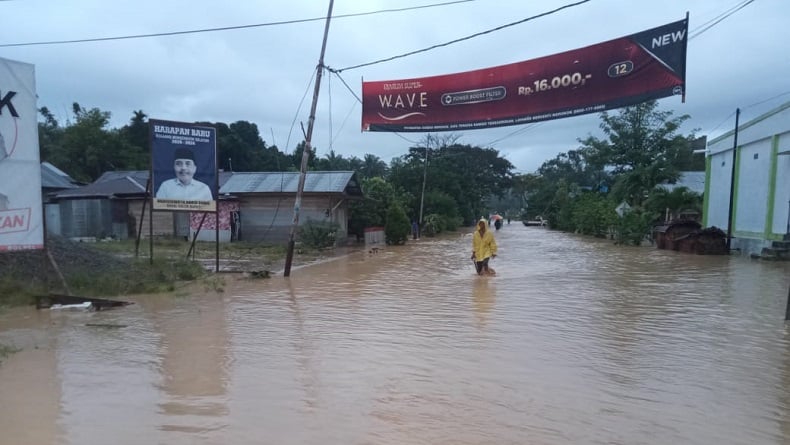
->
[708,104,790,155]
[735,137,772,233]
[707,151,733,230]
[774,133,790,235]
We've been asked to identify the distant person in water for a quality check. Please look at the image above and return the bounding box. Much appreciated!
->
[155,147,213,201]
[471,218,497,276]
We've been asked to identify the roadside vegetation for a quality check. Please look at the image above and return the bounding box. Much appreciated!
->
[512,100,704,244]
[0,235,335,308]
[32,99,702,290]
[0,236,206,307]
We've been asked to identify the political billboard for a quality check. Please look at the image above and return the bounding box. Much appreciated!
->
[150,119,217,212]
[362,18,688,132]
[0,57,44,251]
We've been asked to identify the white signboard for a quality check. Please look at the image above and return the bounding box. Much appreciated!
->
[0,57,43,251]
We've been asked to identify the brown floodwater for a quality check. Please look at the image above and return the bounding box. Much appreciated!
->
[1,225,790,445]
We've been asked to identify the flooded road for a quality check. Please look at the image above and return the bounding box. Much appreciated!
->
[1,225,790,444]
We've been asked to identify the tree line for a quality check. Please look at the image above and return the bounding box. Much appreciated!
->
[37,100,702,245]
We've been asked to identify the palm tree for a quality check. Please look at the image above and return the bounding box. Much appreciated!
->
[645,186,702,221]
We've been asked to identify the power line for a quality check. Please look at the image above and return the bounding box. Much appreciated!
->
[0,0,476,48]
[689,0,755,40]
[332,0,593,73]
[744,90,790,109]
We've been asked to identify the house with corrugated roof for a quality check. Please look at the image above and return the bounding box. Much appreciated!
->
[218,171,363,244]
[48,170,363,245]
[50,170,233,240]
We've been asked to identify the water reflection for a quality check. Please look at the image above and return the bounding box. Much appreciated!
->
[145,294,231,438]
[0,226,788,444]
[472,277,496,327]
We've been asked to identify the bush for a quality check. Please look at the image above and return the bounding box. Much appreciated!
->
[385,203,410,245]
[571,193,617,237]
[299,219,340,249]
[614,208,655,245]
[422,213,443,237]
[422,213,463,237]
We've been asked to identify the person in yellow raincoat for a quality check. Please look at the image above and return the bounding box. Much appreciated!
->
[471,218,497,275]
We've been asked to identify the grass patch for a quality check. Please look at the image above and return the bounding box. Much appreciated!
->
[0,236,209,307]
[0,236,337,308]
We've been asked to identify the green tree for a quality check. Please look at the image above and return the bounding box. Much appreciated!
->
[644,186,702,222]
[38,106,65,166]
[579,100,693,206]
[571,192,617,237]
[116,110,149,170]
[359,153,388,180]
[385,202,410,245]
[317,149,350,171]
[388,136,514,226]
[291,141,318,171]
[60,103,132,182]
[348,177,409,240]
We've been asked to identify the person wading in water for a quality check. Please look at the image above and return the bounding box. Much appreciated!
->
[471,218,497,276]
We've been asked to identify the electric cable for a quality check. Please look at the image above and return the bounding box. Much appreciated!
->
[0,0,476,47]
[333,0,592,72]
[689,0,755,40]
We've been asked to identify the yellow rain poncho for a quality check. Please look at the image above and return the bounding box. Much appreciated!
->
[472,219,497,261]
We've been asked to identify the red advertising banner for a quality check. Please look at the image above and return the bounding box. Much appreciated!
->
[362,18,687,132]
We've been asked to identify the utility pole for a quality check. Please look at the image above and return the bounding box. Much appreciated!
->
[726,108,740,252]
[284,0,334,277]
[419,135,431,225]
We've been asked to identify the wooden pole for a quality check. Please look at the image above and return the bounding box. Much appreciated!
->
[135,179,150,258]
[284,0,335,277]
[419,136,430,225]
[45,247,71,296]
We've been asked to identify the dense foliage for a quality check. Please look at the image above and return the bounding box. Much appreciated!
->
[520,100,703,243]
[38,99,701,246]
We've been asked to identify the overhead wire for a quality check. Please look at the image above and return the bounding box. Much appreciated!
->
[332,0,593,73]
[689,0,755,40]
[0,0,476,47]
[451,0,758,153]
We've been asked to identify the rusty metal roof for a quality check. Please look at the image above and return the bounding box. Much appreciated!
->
[220,171,362,196]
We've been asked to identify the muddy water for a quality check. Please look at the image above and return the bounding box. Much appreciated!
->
[1,226,790,445]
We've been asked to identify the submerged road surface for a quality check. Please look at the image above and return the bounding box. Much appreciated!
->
[1,225,789,444]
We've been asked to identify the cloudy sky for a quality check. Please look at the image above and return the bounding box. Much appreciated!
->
[1,0,787,173]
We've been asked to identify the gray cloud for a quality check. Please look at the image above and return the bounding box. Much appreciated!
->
[2,0,786,173]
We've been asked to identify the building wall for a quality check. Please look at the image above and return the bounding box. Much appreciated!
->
[705,151,733,230]
[705,102,790,255]
[57,199,112,239]
[773,133,790,235]
[735,137,771,233]
[237,194,348,245]
[129,200,176,238]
